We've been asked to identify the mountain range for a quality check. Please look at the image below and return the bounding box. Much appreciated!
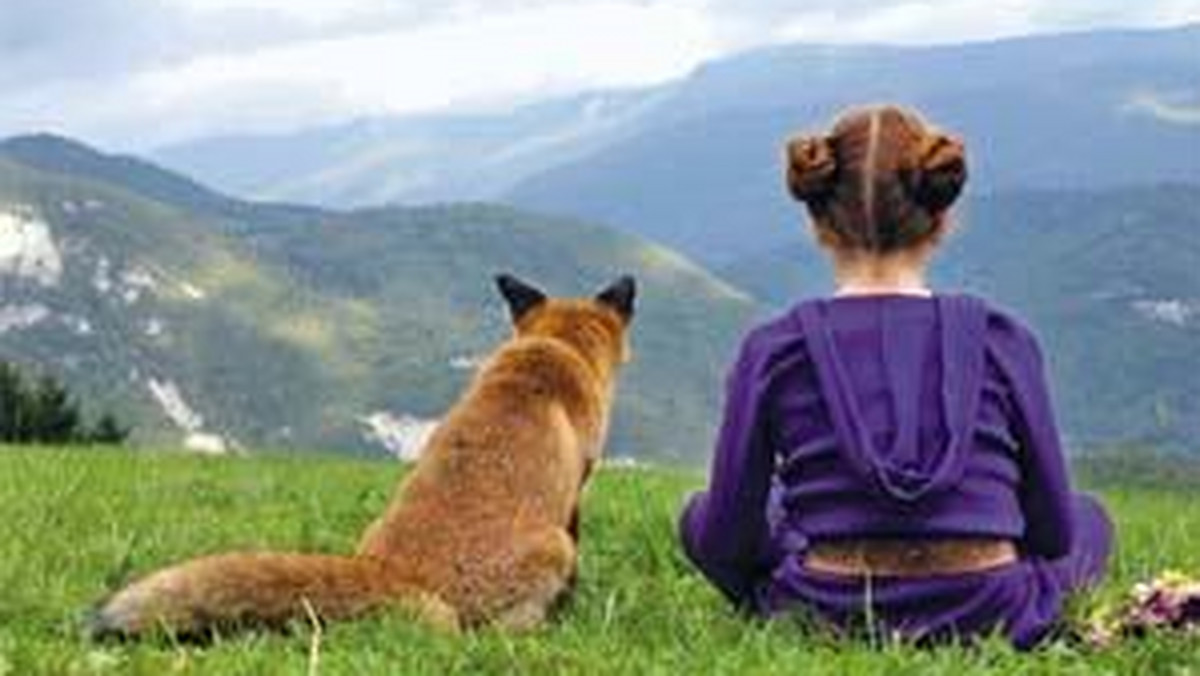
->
[154,90,664,208]
[3,134,1195,456]
[1,25,1196,458]
[155,26,1200,266]
[0,134,757,462]
[507,25,1200,265]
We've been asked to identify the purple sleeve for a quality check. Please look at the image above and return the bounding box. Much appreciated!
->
[679,337,776,606]
[1007,326,1075,560]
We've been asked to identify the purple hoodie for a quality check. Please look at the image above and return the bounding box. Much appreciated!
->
[679,294,1112,648]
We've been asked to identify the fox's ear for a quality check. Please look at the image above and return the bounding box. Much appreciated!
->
[495,273,547,323]
[595,275,636,322]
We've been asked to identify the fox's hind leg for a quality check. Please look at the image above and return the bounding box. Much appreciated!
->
[492,525,577,631]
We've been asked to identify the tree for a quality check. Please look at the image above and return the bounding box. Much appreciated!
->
[88,413,131,445]
[27,374,80,443]
[0,361,27,440]
[0,360,130,445]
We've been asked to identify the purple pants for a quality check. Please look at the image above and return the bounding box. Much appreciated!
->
[687,494,1114,649]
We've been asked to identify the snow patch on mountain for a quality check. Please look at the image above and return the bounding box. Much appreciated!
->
[119,266,158,305]
[59,198,106,215]
[0,304,50,333]
[1124,90,1200,126]
[145,317,165,338]
[184,432,229,455]
[147,378,232,454]
[61,314,94,336]
[358,411,438,461]
[449,354,484,371]
[179,282,207,300]
[0,207,62,287]
[147,378,204,432]
[1133,299,1199,327]
[606,456,649,470]
[93,257,113,294]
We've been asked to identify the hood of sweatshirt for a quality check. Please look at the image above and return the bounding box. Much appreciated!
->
[794,295,989,503]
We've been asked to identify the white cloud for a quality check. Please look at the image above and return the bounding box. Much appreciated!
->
[775,2,1034,45]
[774,0,1198,45]
[0,0,1196,148]
[144,3,717,112]
[173,0,387,22]
[3,2,721,147]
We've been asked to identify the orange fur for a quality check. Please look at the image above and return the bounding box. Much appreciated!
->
[92,278,634,638]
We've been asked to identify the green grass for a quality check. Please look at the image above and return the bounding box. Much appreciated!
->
[1,447,1198,674]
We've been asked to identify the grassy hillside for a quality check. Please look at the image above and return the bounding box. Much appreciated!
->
[0,136,759,462]
[0,154,382,451]
[2,447,1198,674]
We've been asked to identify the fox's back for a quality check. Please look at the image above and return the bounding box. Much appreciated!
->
[356,326,608,565]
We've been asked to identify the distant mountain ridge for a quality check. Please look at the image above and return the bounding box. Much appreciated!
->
[1,133,1195,456]
[2,134,234,216]
[509,24,1200,264]
[152,25,1200,268]
[154,89,666,207]
[0,133,758,462]
[500,24,1200,452]
[0,134,325,232]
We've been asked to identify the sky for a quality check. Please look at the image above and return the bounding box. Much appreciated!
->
[0,0,1197,149]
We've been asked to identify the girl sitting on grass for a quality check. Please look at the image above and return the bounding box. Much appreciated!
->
[679,104,1113,649]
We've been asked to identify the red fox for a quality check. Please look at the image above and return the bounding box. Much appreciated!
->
[91,274,636,638]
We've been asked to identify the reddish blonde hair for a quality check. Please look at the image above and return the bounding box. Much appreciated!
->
[786,105,967,253]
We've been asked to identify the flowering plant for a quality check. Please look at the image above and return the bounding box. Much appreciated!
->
[1087,570,1200,647]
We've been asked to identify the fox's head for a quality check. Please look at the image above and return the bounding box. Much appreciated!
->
[494,273,636,369]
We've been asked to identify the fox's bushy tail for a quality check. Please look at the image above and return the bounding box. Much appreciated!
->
[89,552,457,639]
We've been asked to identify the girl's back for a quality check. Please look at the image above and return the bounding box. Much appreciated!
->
[679,105,1112,649]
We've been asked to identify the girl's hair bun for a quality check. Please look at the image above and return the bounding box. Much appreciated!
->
[785,135,838,203]
[906,132,967,213]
